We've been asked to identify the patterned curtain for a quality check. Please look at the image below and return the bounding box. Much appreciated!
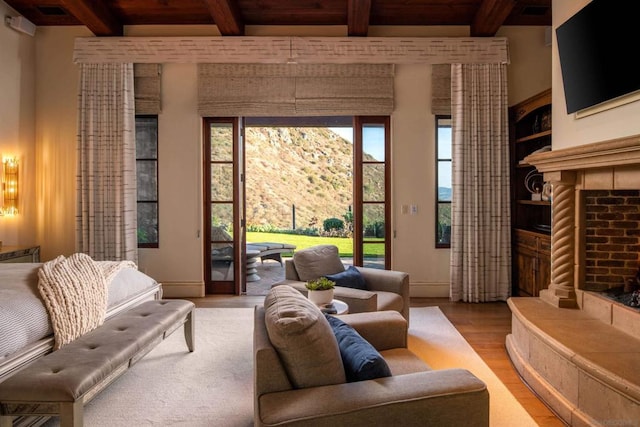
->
[76,63,138,262]
[450,63,511,302]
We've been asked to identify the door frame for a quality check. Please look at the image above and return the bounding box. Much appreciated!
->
[203,115,391,294]
[353,116,391,269]
[203,117,245,295]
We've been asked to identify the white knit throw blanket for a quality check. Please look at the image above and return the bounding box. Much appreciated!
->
[38,253,137,349]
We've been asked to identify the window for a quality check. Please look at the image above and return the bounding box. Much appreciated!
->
[436,115,452,248]
[135,116,159,248]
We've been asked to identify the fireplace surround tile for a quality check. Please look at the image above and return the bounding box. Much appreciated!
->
[508,297,640,425]
[612,303,640,340]
[581,291,612,325]
[509,134,640,425]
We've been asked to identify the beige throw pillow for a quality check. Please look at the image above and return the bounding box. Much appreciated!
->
[292,244,345,281]
[264,285,346,388]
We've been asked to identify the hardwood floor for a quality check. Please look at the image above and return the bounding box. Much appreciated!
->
[411,298,566,427]
[189,295,566,427]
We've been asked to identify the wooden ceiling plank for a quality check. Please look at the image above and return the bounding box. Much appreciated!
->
[348,0,371,36]
[203,0,245,36]
[3,0,551,29]
[61,0,122,36]
[471,0,516,36]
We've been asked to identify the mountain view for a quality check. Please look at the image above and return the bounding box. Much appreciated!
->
[244,127,382,230]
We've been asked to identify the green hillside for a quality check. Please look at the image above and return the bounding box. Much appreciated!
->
[244,127,382,230]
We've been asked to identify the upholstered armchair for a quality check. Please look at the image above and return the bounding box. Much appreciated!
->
[276,244,410,323]
[254,285,489,427]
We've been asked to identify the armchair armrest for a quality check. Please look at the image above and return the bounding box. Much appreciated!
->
[257,369,489,427]
[356,267,408,295]
[356,267,410,321]
[274,280,379,315]
[338,310,407,350]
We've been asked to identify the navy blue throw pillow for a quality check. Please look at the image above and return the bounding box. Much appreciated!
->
[325,314,392,382]
[325,265,367,290]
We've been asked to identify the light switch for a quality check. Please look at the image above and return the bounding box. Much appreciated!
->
[410,205,418,215]
[401,205,409,214]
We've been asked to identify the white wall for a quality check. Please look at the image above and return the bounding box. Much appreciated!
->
[0,1,36,247]
[35,26,92,261]
[392,63,451,296]
[552,0,640,149]
[498,26,552,105]
[138,63,204,296]
[3,16,552,297]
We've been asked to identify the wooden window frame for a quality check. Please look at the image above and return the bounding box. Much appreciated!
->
[136,115,159,249]
[436,115,452,249]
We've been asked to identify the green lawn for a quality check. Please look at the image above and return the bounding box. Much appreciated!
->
[246,232,384,257]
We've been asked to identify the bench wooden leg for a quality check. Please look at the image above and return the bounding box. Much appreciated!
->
[184,309,195,352]
[0,415,14,427]
[59,400,83,427]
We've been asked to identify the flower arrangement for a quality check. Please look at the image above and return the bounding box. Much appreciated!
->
[305,277,336,291]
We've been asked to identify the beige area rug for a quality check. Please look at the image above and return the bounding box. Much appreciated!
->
[409,307,537,427]
[43,307,535,426]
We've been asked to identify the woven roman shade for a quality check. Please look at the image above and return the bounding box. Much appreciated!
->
[431,64,451,115]
[197,63,394,117]
[134,64,161,114]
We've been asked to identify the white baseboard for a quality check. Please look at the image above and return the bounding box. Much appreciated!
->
[161,281,205,298]
[410,281,450,298]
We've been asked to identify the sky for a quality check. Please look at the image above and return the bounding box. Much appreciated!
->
[330,126,452,188]
[329,127,385,161]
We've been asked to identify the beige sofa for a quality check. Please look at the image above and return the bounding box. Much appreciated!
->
[254,285,489,427]
[276,244,410,322]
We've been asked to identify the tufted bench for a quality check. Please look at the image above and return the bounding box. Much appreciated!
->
[0,299,194,427]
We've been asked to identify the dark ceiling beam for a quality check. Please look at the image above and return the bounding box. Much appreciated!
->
[471,0,516,36]
[347,0,371,36]
[61,0,122,36]
[203,0,245,36]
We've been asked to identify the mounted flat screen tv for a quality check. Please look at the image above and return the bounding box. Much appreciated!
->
[556,0,640,114]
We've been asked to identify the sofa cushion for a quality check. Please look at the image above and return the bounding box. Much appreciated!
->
[325,265,367,290]
[325,314,392,382]
[264,285,346,388]
[292,245,345,281]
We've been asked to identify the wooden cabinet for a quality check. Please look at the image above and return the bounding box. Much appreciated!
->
[509,89,552,296]
[513,230,550,297]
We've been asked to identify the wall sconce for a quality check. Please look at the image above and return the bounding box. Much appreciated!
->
[1,157,19,216]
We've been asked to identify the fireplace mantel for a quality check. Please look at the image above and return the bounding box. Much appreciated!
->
[506,133,640,426]
[525,133,640,173]
[519,133,640,308]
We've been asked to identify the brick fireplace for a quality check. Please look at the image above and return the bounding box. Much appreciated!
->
[518,133,640,312]
[584,190,640,294]
[506,134,640,426]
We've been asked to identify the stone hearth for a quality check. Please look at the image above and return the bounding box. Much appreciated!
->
[506,134,640,426]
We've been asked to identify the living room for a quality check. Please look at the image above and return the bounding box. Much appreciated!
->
[0,1,555,297]
[1,0,640,426]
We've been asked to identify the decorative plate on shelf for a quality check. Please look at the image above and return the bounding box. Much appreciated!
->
[533,224,551,234]
[524,169,544,195]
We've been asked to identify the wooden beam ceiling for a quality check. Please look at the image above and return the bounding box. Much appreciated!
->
[60,0,122,36]
[203,0,245,36]
[3,0,551,37]
[348,0,372,37]
[471,0,517,37]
